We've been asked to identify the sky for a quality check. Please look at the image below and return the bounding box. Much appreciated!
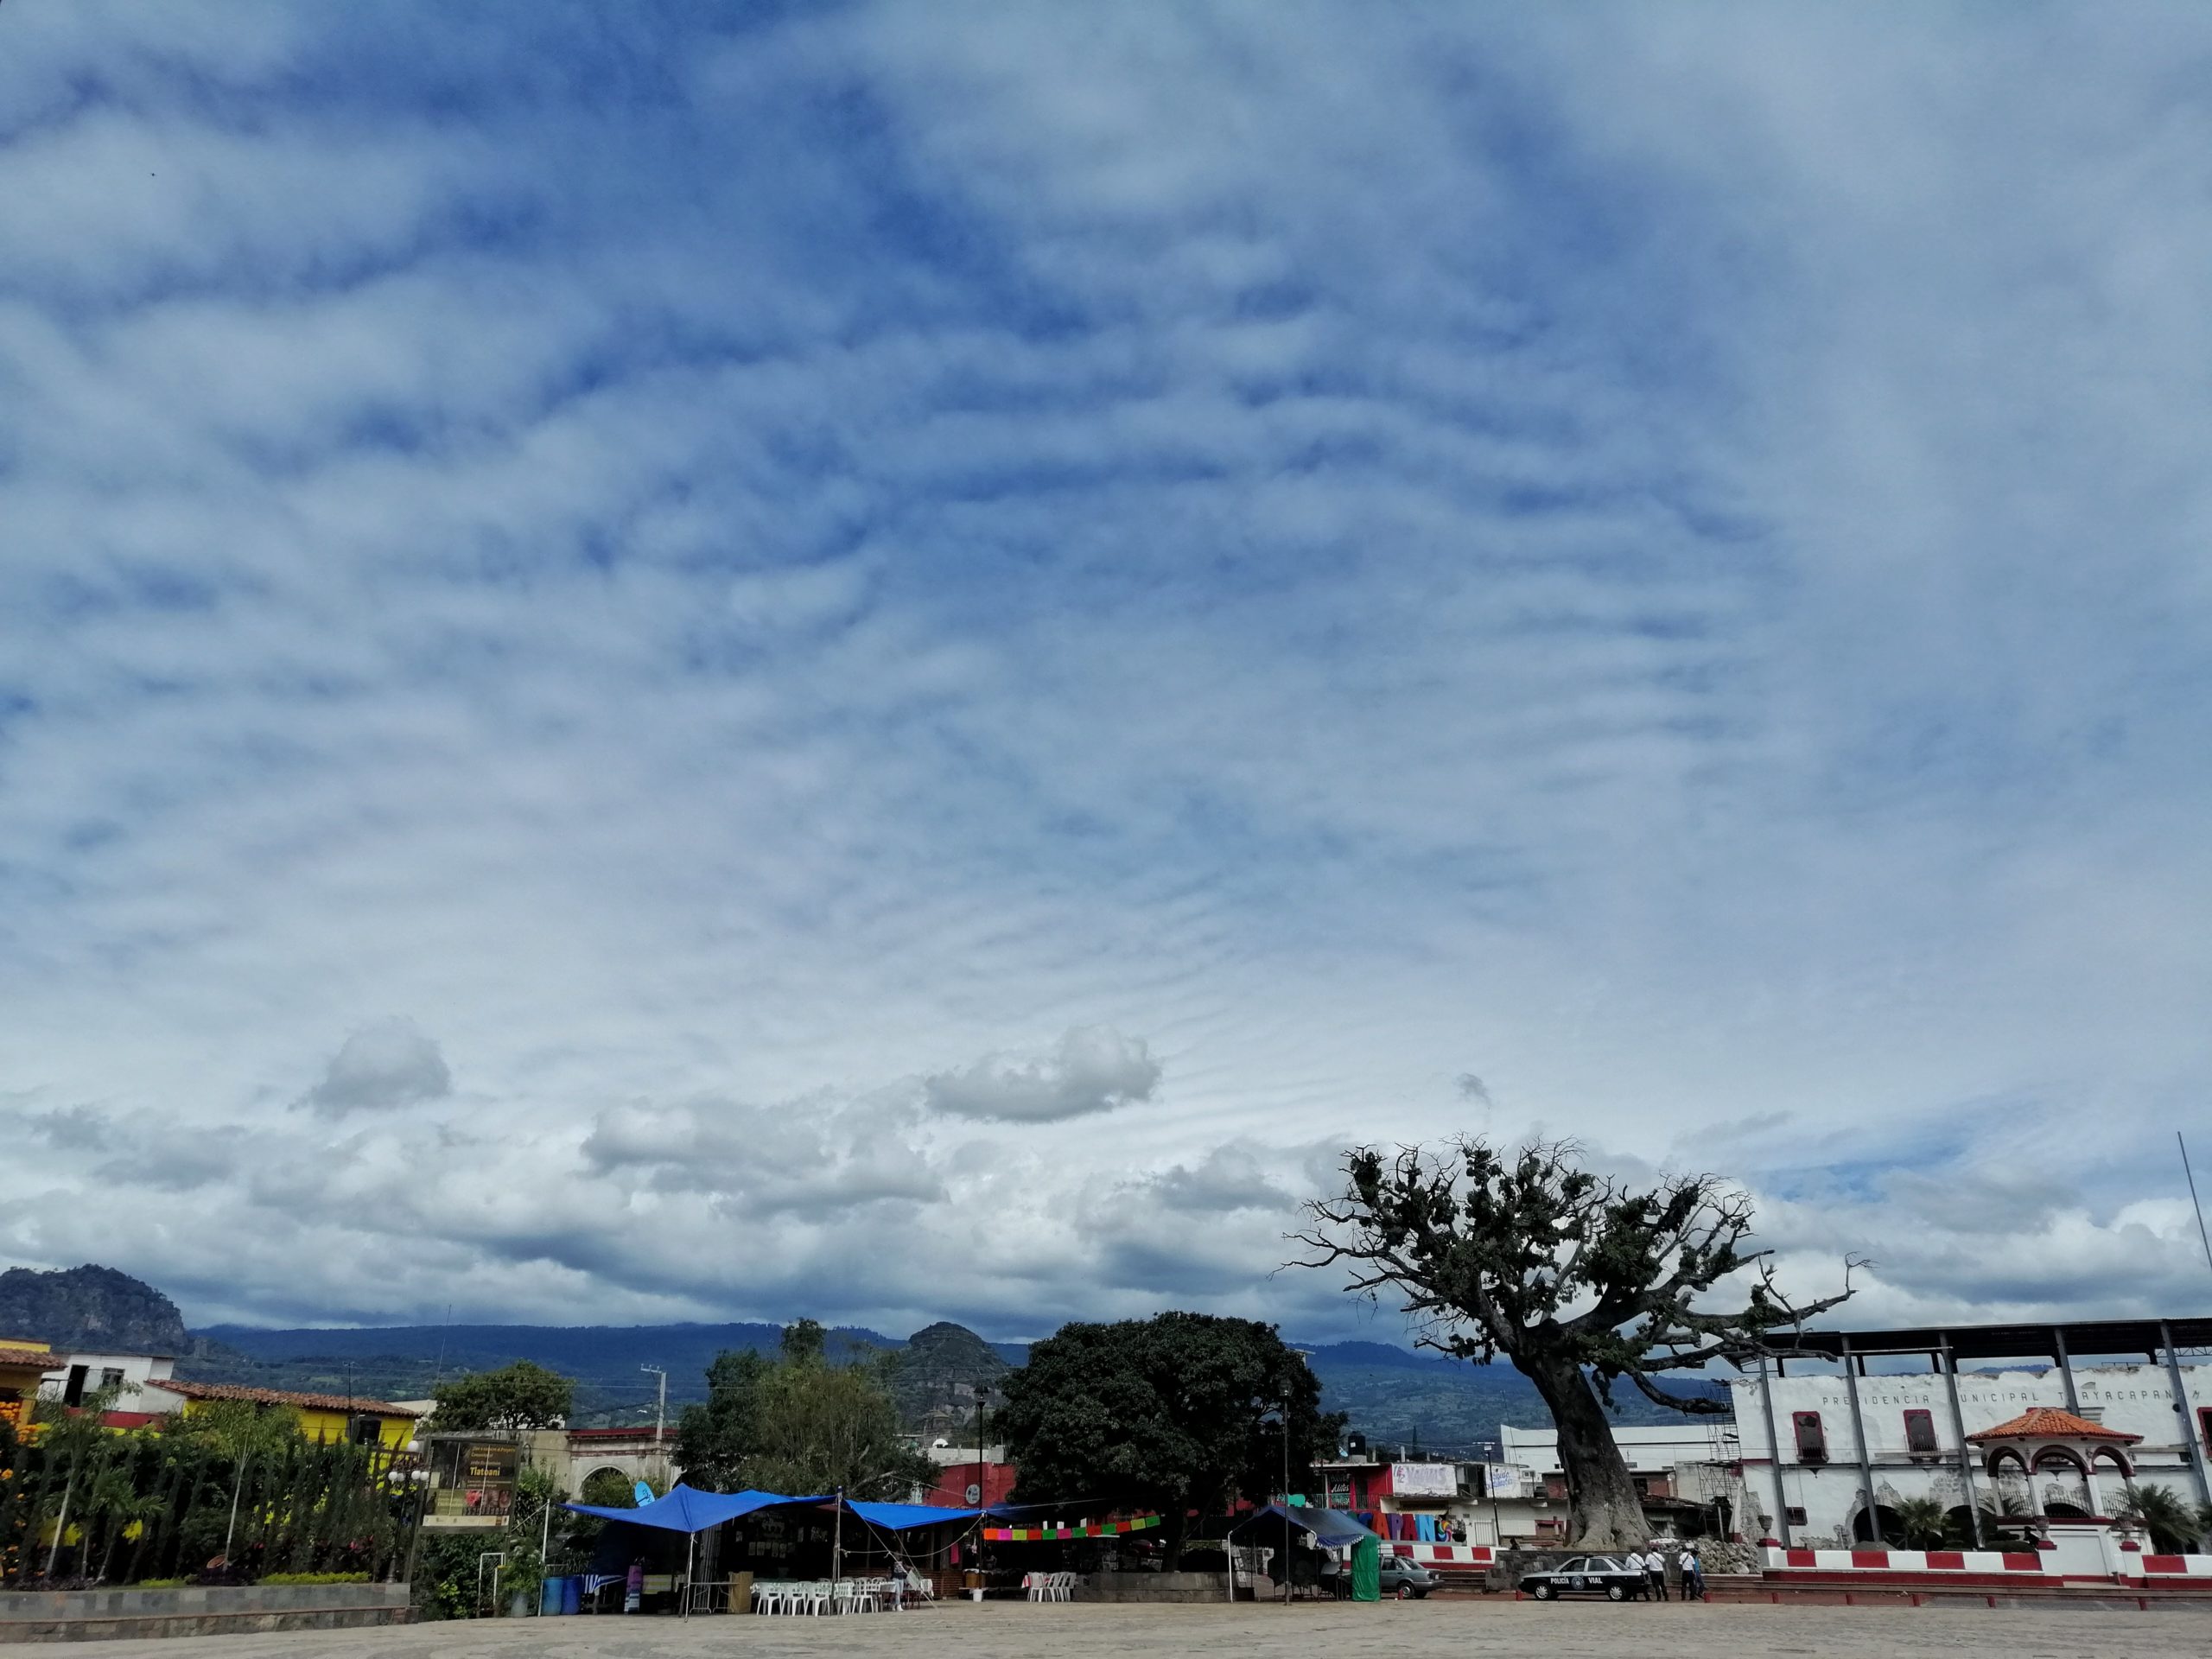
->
[3,1,2211,1348]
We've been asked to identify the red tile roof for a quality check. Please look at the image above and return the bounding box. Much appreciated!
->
[0,1343,55,1368]
[158,1379,421,1418]
[1965,1406,2141,1444]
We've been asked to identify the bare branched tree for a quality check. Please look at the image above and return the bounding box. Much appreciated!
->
[1294,1136,1859,1548]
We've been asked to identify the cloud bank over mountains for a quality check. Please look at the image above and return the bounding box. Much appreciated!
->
[3,2,2210,1339]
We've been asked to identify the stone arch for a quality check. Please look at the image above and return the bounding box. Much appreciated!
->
[2030,1445,2088,1477]
[2089,1444,2134,1480]
[1850,1503,1904,1545]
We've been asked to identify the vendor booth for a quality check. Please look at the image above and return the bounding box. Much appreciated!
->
[561,1484,1001,1615]
[1228,1505,1381,1602]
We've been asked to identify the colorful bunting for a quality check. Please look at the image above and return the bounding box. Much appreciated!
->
[984,1514,1162,1541]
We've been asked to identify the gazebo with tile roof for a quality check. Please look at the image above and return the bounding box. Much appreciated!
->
[1967,1406,2141,1518]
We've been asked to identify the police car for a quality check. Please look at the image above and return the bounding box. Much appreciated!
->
[1517,1554,1644,1601]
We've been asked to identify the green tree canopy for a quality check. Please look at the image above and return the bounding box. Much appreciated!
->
[167,1397,303,1465]
[995,1312,1339,1554]
[578,1467,639,1508]
[676,1320,932,1500]
[428,1359,574,1432]
[673,1347,772,1491]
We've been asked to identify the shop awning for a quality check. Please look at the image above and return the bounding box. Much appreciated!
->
[1229,1504,1376,1548]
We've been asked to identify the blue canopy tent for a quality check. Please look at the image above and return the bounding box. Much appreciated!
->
[561,1486,1007,1613]
[1228,1505,1381,1602]
[563,1484,830,1533]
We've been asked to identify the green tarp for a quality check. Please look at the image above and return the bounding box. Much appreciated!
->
[1350,1535,1380,1601]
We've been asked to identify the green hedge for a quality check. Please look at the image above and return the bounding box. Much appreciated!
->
[0,1427,418,1587]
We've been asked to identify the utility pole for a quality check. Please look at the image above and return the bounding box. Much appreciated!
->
[2182,1133,2212,1282]
[641,1365,668,1487]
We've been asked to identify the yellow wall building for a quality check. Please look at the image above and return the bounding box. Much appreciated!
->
[0,1338,55,1436]
[143,1379,420,1449]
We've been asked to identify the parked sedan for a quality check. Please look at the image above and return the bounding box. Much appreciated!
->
[1317,1554,1438,1599]
[1376,1557,1437,1600]
[1517,1554,1644,1601]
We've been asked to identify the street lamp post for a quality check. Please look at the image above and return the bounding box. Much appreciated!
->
[1280,1349,1310,1606]
[640,1364,668,1487]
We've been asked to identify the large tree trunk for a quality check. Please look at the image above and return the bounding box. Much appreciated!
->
[1522,1357,1646,1549]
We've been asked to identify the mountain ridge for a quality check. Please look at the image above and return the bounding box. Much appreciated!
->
[10,1263,1716,1446]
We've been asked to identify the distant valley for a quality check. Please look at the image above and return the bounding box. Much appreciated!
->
[191,1322,1716,1451]
[4,1262,1715,1452]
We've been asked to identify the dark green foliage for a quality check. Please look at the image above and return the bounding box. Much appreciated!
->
[0,1421,417,1587]
[1888,1495,1949,1548]
[428,1360,573,1432]
[410,1531,493,1621]
[675,1321,935,1500]
[2117,1483,2209,1554]
[995,1312,1341,1552]
[577,1467,636,1508]
[673,1348,772,1491]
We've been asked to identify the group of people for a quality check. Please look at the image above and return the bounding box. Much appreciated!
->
[1627,1542,1703,1601]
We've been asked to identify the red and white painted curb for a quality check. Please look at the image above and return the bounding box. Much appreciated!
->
[1765,1547,2050,1575]
[2141,1554,2212,1578]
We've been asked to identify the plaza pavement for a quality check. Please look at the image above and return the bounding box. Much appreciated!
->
[68,1597,2212,1659]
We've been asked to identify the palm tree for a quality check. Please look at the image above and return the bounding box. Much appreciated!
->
[2115,1484,2202,1554]
[29,1382,134,1579]
[1887,1496,1949,1549]
[82,1458,162,1583]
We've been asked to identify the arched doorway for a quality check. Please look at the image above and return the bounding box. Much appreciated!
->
[1851,1503,1904,1545]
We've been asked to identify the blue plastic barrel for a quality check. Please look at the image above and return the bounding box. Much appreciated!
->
[561,1578,582,1616]
[540,1577,567,1615]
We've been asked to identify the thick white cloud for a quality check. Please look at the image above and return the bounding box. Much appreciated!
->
[0,3,2209,1340]
[924,1027,1162,1123]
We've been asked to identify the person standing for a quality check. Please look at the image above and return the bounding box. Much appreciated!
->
[1680,1544,1703,1602]
[1623,1546,1647,1599]
[1644,1543,1669,1602]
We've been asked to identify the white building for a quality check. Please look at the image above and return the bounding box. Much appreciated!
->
[1730,1317,2212,1548]
[38,1348,176,1407]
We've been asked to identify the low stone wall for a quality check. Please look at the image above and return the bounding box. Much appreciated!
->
[0,1583,415,1643]
[1076,1571,1232,1604]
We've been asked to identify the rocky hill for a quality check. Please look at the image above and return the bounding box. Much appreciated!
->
[0,1263,192,1354]
[891,1320,1011,1438]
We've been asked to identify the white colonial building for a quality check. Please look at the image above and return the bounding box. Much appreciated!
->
[1729,1316,2212,1548]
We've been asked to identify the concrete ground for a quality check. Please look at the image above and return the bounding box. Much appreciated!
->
[72,1598,2212,1659]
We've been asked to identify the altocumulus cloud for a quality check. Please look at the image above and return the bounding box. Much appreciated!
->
[0,2,2209,1338]
[924,1027,1162,1123]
